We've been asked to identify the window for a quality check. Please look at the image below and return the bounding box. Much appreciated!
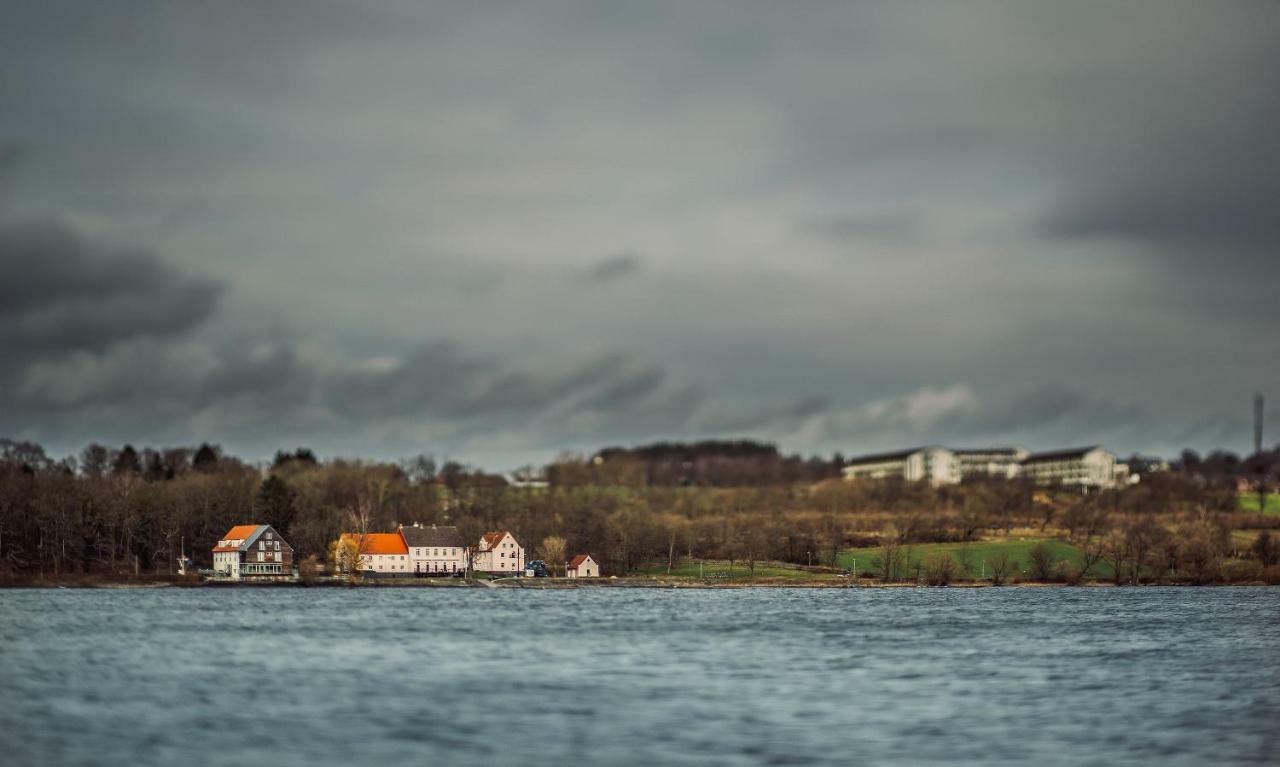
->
[259,541,265,550]
[266,532,272,540]
[274,541,280,551]
[257,552,264,562]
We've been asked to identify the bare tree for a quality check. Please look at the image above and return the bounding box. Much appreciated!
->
[538,535,567,576]
[989,552,1013,585]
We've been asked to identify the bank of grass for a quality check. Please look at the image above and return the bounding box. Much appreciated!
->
[1239,493,1280,517]
[838,538,1114,580]
[635,561,837,581]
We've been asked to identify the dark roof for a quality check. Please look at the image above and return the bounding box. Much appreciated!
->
[953,447,1023,456]
[845,447,930,465]
[1022,446,1101,463]
[400,525,464,548]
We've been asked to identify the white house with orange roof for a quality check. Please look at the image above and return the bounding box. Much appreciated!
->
[212,524,294,579]
[565,554,599,578]
[338,532,411,575]
[472,531,524,575]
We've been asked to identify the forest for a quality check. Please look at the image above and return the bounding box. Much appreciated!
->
[1,437,1277,583]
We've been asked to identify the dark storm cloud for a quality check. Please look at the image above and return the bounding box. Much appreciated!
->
[2,1,1279,464]
[0,219,222,364]
[942,387,1149,439]
[584,252,644,283]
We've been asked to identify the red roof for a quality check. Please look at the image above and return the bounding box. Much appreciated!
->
[341,532,408,555]
[567,554,594,569]
[213,524,261,552]
[481,531,508,550]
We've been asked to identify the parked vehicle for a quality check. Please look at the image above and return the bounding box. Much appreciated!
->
[524,560,550,577]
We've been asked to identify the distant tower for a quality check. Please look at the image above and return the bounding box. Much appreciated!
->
[1255,393,1265,456]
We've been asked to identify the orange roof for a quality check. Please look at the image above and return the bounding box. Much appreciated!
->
[481,531,508,549]
[341,532,408,555]
[567,554,593,569]
[213,524,261,551]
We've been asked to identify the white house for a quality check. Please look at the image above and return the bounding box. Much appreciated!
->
[338,532,411,575]
[566,554,599,578]
[472,531,525,574]
[1019,446,1118,490]
[212,524,294,579]
[401,523,468,576]
[842,447,960,486]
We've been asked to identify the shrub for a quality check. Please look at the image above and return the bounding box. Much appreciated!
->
[1028,542,1058,581]
[924,553,957,586]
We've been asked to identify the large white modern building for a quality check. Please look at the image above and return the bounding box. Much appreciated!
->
[843,445,1126,490]
[1019,446,1121,490]
[841,447,959,486]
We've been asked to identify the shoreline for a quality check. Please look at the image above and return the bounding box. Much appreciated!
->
[2,576,1273,590]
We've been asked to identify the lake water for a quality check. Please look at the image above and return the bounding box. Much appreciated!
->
[1,586,1277,765]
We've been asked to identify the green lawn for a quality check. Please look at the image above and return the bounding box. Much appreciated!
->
[1238,493,1280,517]
[838,538,1113,579]
[635,561,834,580]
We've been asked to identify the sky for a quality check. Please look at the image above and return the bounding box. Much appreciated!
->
[2,1,1278,468]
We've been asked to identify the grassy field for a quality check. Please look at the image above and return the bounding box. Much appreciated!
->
[837,538,1114,579]
[634,562,835,581]
[1238,493,1280,517]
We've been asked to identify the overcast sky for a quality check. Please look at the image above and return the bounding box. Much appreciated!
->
[2,1,1278,468]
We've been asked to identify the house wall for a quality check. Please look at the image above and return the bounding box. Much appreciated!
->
[474,533,525,573]
[409,546,467,575]
[361,552,411,574]
[568,557,598,578]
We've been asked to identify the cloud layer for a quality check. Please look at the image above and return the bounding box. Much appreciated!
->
[2,2,1278,465]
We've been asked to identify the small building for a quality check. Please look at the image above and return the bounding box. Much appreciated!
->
[472,530,525,575]
[339,532,411,576]
[401,523,468,576]
[566,554,598,578]
[212,524,294,579]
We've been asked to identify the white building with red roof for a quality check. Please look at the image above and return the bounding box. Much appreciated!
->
[566,554,599,578]
[472,530,524,574]
[338,532,411,575]
[212,524,294,579]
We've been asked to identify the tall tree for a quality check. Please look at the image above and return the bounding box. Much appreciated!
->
[254,475,298,535]
[112,445,141,476]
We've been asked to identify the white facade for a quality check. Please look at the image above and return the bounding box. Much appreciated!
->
[339,533,410,575]
[843,447,959,486]
[566,554,598,578]
[955,448,1029,479]
[473,531,525,574]
[402,524,468,576]
[1020,447,1118,489]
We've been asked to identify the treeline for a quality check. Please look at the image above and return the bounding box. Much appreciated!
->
[0,438,1274,582]
[576,440,843,486]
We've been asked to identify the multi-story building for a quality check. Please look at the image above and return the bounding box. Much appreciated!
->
[472,531,525,574]
[954,447,1030,480]
[844,444,1128,490]
[400,523,468,576]
[212,524,294,579]
[842,447,960,486]
[1019,446,1118,490]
